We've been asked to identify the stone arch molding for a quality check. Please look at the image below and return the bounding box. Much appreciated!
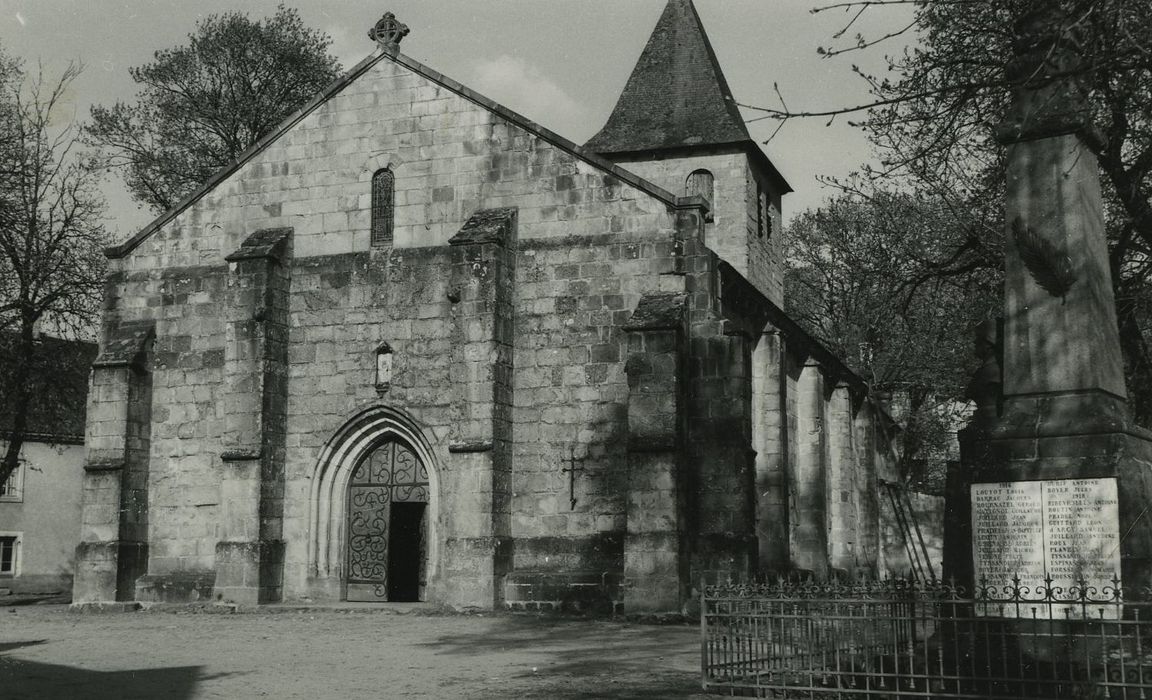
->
[359,153,406,182]
[307,405,441,588]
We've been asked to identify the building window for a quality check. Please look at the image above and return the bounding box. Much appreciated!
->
[0,534,18,576]
[375,342,394,394]
[758,187,773,239]
[371,168,395,246]
[685,169,714,205]
[0,461,22,503]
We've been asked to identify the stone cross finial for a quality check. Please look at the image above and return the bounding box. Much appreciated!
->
[369,12,409,50]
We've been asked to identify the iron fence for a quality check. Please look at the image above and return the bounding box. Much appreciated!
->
[702,577,1152,698]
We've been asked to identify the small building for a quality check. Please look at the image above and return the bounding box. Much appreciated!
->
[74,2,902,611]
[0,336,96,594]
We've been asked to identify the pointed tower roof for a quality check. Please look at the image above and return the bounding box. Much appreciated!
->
[585,0,752,154]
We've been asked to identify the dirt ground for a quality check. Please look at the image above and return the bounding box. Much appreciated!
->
[0,602,712,699]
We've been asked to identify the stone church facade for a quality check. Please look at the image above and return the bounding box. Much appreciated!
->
[74,2,897,611]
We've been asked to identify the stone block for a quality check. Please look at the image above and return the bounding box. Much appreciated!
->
[135,570,216,604]
[69,601,143,613]
[503,570,622,613]
[72,540,148,604]
[213,540,285,604]
[512,533,624,572]
[72,541,120,604]
[441,536,513,609]
[623,537,683,613]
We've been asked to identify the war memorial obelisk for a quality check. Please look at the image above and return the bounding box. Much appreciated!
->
[954,2,1152,602]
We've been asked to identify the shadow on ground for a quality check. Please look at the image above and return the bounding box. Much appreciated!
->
[420,616,694,661]
[0,642,218,700]
[0,641,45,654]
[421,617,709,699]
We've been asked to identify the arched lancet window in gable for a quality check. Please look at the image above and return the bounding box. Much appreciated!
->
[371,168,395,246]
[685,169,714,206]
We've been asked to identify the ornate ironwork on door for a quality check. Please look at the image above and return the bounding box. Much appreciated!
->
[346,438,429,602]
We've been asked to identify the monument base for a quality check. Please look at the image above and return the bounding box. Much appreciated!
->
[971,392,1152,595]
[992,390,1133,440]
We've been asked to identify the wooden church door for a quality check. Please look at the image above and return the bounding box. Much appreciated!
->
[345,438,429,602]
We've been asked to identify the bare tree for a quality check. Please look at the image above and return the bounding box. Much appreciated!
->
[0,55,109,487]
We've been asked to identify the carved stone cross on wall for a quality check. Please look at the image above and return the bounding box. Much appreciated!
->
[369,12,409,50]
[561,446,588,511]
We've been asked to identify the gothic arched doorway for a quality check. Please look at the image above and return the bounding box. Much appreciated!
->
[345,438,429,602]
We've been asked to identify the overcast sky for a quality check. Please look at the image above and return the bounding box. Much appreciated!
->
[0,0,913,242]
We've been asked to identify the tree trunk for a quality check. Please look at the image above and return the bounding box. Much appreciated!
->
[1116,304,1152,428]
[0,317,36,488]
[898,388,930,483]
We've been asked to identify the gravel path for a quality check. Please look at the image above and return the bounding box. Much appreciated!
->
[0,604,711,699]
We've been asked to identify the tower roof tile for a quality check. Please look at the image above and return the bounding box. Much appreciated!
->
[585,0,752,154]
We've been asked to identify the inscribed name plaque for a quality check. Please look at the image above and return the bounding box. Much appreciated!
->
[971,478,1120,618]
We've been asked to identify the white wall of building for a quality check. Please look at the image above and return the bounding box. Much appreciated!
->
[0,438,84,593]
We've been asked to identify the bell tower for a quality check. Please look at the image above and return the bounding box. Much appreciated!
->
[585,0,791,303]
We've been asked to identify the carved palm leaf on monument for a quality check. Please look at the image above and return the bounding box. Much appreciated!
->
[346,439,429,601]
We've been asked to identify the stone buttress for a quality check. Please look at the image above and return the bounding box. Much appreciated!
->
[73,322,154,603]
[209,227,293,604]
[623,291,688,610]
[442,209,517,607]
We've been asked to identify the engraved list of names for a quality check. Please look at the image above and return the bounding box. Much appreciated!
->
[972,478,1120,616]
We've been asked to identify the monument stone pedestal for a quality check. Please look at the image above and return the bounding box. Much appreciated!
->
[980,407,1152,594]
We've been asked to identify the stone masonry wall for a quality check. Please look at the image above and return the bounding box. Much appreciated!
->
[94,47,870,606]
[102,51,690,602]
[682,233,757,579]
[752,331,789,571]
[880,489,944,578]
[745,168,785,306]
[758,344,898,582]
[73,323,154,603]
[119,56,675,267]
[510,234,682,567]
[607,151,784,306]
[782,348,802,572]
[826,384,859,576]
[106,268,225,579]
[852,402,882,578]
[210,228,293,604]
[284,247,458,600]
